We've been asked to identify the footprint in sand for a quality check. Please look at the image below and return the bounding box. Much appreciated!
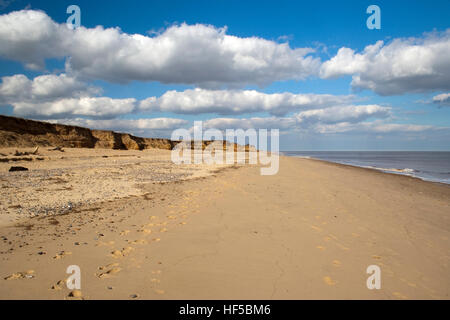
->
[97,266,122,279]
[154,289,165,295]
[129,239,148,245]
[138,229,152,234]
[68,290,83,299]
[310,225,322,232]
[50,279,67,290]
[53,251,72,259]
[111,247,134,258]
[159,228,168,233]
[372,255,382,260]
[336,243,350,251]
[316,246,326,251]
[4,270,35,280]
[96,241,115,247]
[323,276,337,286]
[152,238,161,242]
[150,278,161,283]
[332,260,342,267]
[120,230,130,236]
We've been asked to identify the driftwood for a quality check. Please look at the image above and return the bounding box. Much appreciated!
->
[48,146,64,152]
[14,147,39,156]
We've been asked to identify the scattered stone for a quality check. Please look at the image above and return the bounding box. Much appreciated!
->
[9,166,28,172]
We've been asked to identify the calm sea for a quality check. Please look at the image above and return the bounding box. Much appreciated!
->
[283,151,450,185]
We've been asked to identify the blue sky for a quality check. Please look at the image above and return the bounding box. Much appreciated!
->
[0,0,449,150]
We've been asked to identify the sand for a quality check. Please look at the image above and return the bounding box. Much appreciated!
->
[0,151,449,299]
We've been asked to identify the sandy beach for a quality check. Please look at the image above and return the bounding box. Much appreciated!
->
[0,150,449,299]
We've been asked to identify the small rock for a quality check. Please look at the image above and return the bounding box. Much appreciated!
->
[9,166,28,172]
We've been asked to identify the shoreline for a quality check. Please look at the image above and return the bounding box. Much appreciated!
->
[1,154,449,299]
[284,153,450,186]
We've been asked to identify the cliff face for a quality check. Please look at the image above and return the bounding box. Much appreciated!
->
[0,115,177,150]
[0,115,256,151]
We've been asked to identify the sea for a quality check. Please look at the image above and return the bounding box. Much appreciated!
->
[283,151,450,185]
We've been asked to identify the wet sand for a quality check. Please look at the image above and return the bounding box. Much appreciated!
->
[0,153,449,299]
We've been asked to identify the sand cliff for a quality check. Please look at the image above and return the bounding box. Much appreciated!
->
[0,115,178,150]
[0,115,254,152]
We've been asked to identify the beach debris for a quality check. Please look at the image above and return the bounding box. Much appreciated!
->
[130,294,139,299]
[9,166,29,172]
[13,147,39,156]
[48,146,64,152]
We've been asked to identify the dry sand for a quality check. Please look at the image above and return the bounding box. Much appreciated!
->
[0,151,449,299]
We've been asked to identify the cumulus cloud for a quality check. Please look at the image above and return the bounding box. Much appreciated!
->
[0,73,134,118]
[202,116,296,131]
[0,10,320,87]
[139,88,354,116]
[295,105,391,125]
[1,75,356,118]
[0,73,99,104]
[48,117,188,132]
[11,97,136,119]
[199,104,394,133]
[314,121,435,134]
[432,93,450,106]
[320,30,450,95]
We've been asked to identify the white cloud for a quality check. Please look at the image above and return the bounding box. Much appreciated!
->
[0,10,321,87]
[11,97,136,119]
[295,105,391,125]
[49,117,188,132]
[0,73,99,104]
[199,105,394,133]
[314,121,435,134]
[139,88,354,116]
[202,116,296,130]
[0,73,135,118]
[432,93,450,106]
[320,30,450,95]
